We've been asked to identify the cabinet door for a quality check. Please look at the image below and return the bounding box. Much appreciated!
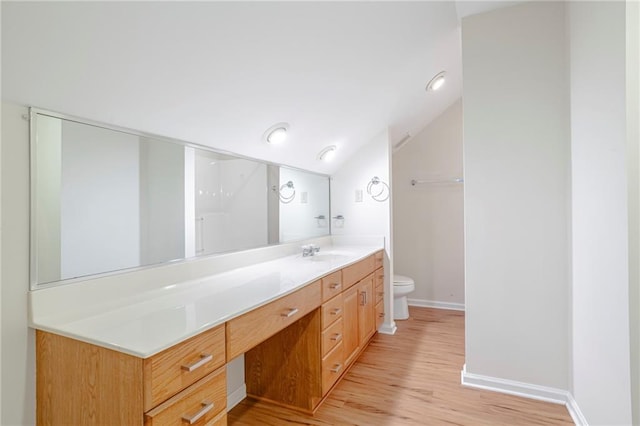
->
[357,274,375,345]
[342,285,359,368]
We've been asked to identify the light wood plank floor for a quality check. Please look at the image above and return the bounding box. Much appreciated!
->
[228,307,574,425]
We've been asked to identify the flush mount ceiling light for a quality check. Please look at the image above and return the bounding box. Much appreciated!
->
[426,71,446,92]
[263,122,290,144]
[318,145,337,162]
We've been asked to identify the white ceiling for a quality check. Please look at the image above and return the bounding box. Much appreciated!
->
[2,1,465,174]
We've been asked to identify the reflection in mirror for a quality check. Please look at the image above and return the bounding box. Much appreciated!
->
[31,110,331,287]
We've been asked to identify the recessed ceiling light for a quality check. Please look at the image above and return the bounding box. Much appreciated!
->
[263,122,290,144]
[318,145,337,162]
[426,71,446,92]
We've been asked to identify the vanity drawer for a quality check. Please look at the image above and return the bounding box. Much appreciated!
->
[374,250,383,269]
[322,342,344,395]
[143,325,226,411]
[321,317,343,357]
[144,367,226,426]
[375,301,384,330]
[321,271,343,302]
[226,280,321,360]
[342,255,375,289]
[321,293,343,328]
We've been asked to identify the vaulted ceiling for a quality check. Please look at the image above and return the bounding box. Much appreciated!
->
[2,2,507,174]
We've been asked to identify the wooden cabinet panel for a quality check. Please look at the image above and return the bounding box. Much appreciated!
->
[321,342,344,395]
[321,293,343,328]
[226,281,321,360]
[245,309,322,412]
[321,271,343,302]
[375,281,384,305]
[375,266,384,288]
[143,325,225,411]
[375,301,384,330]
[342,255,375,290]
[36,330,144,426]
[342,285,359,368]
[358,274,375,345]
[321,317,343,357]
[374,250,383,270]
[144,367,226,426]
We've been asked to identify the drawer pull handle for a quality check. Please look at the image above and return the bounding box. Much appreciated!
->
[330,333,342,342]
[330,363,343,373]
[379,313,385,318]
[281,308,299,318]
[181,354,213,372]
[329,283,341,290]
[182,401,214,424]
[360,292,367,306]
[330,308,342,315]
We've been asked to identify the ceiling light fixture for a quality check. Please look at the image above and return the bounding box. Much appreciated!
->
[426,71,446,92]
[318,145,337,162]
[263,122,290,144]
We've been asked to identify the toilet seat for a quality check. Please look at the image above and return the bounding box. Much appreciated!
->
[393,274,414,286]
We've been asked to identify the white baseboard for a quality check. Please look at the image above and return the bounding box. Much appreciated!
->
[408,298,465,311]
[566,393,589,426]
[226,384,247,411]
[461,365,587,425]
[378,322,397,335]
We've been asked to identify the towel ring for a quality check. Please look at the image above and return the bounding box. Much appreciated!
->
[367,176,389,202]
[277,181,296,204]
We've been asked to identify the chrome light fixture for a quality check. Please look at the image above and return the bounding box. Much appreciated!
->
[318,145,337,162]
[263,122,290,144]
[426,71,446,92]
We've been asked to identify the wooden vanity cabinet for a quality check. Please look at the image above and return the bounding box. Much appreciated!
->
[36,324,228,426]
[36,250,385,424]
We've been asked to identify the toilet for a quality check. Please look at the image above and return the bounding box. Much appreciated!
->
[393,274,415,320]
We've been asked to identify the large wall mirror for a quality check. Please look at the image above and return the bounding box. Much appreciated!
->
[30,109,331,288]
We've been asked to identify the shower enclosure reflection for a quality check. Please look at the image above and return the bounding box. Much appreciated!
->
[31,109,330,287]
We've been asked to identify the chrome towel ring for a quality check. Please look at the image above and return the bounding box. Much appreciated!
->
[277,180,296,203]
[367,176,389,202]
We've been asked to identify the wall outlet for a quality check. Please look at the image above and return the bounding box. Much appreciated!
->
[301,191,308,204]
[355,189,363,203]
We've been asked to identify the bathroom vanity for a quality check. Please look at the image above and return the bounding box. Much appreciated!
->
[32,245,385,425]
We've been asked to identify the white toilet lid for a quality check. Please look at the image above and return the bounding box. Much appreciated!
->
[393,274,414,286]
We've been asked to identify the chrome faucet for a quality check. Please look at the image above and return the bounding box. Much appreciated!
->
[302,244,320,257]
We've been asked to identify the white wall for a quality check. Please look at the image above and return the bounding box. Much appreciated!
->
[331,130,395,333]
[61,120,140,279]
[1,103,35,425]
[194,154,268,255]
[139,137,185,265]
[462,2,570,389]
[392,99,464,309]
[569,2,633,424]
[279,167,330,242]
[33,115,61,283]
[627,3,640,424]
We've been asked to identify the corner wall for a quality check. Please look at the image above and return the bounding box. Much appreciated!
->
[627,3,640,424]
[1,103,35,425]
[331,130,395,332]
[569,1,633,424]
[392,99,464,310]
[461,1,570,390]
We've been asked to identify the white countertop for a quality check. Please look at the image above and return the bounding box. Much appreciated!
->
[29,244,383,358]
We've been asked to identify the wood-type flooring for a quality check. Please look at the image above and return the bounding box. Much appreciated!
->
[228,307,574,425]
